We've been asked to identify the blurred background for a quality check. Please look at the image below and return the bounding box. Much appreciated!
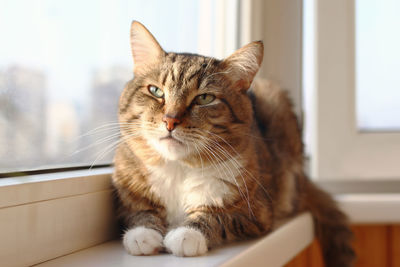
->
[1,0,399,179]
[0,0,233,172]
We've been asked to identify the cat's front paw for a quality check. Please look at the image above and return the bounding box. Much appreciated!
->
[123,226,163,255]
[164,227,208,257]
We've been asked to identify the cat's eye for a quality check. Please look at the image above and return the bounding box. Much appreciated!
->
[195,94,216,105]
[148,85,164,98]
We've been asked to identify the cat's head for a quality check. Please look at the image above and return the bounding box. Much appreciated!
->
[119,21,263,163]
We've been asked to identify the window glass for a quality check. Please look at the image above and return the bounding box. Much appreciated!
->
[0,0,231,173]
[356,0,400,131]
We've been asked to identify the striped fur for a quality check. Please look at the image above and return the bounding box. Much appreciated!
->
[112,21,355,265]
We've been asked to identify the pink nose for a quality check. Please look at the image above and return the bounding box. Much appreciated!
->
[162,115,181,131]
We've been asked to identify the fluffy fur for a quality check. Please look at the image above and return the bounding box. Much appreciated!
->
[123,226,163,255]
[112,21,355,266]
[164,227,207,256]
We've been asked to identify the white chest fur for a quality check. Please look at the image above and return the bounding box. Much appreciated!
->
[147,159,240,227]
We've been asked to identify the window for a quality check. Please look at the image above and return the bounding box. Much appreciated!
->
[303,0,400,180]
[0,0,240,173]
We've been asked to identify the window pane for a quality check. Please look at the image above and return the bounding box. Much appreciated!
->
[0,0,234,173]
[356,0,400,131]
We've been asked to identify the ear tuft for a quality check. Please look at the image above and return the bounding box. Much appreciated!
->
[222,41,264,91]
[130,21,165,75]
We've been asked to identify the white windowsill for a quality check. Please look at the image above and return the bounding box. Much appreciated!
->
[0,168,113,209]
[35,213,314,267]
[336,193,400,224]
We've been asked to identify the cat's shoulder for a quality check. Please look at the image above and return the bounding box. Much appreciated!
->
[249,78,303,159]
[249,78,293,112]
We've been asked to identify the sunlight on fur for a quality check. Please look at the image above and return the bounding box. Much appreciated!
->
[110,21,355,266]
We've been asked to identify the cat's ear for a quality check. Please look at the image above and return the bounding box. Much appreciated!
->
[130,21,165,75]
[221,41,264,91]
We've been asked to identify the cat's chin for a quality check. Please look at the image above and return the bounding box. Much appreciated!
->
[150,137,189,161]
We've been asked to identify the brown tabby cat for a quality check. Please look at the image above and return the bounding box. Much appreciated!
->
[112,21,355,266]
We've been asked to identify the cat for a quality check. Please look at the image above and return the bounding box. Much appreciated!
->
[112,21,355,266]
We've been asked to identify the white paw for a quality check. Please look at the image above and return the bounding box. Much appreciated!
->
[123,227,163,255]
[164,227,208,257]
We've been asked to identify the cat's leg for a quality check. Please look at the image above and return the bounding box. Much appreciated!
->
[122,211,166,256]
[164,205,272,257]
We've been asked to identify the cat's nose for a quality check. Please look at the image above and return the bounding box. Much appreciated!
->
[162,115,181,131]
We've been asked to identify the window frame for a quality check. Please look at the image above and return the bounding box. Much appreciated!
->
[240,0,303,117]
[310,0,400,180]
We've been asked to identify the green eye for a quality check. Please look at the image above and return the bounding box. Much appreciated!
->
[195,94,216,105]
[148,85,164,98]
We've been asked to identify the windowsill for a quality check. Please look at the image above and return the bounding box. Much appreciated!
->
[336,193,400,224]
[1,169,400,266]
[0,168,117,267]
[318,179,400,223]
[0,167,113,209]
[35,213,314,267]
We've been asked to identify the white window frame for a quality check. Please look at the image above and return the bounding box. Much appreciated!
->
[311,0,400,180]
[0,168,117,266]
[240,0,303,117]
